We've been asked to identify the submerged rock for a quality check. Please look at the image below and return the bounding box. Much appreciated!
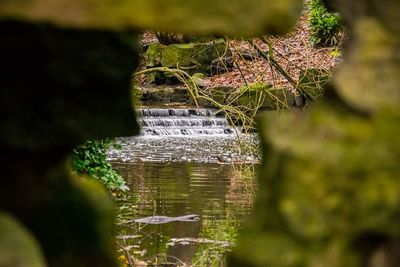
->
[134,214,200,224]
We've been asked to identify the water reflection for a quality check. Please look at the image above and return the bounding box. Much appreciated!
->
[113,162,257,266]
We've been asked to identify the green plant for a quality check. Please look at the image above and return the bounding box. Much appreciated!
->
[72,139,129,191]
[308,0,343,47]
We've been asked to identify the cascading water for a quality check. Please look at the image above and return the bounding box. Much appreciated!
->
[110,108,259,265]
[137,108,237,136]
[108,107,259,163]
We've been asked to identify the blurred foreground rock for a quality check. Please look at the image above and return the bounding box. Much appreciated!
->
[2,0,399,266]
[229,0,400,266]
[0,0,302,36]
[0,0,301,266]
[0,213,46,267]
[0,21,139,266]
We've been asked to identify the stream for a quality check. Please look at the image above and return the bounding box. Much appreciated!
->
[108,108,259,266]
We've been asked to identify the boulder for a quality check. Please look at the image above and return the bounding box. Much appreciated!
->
[144,39,232,84]
[237,83,295,110]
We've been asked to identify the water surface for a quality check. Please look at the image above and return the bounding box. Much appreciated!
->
[113,162,257,266]
[110,107,258,266]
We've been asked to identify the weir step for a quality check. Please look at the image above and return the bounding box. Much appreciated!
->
[138,108,237,136]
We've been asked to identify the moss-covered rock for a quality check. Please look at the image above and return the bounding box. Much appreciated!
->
[0,20,140,267]
[0,0,302,36]
[230,93,400,267]
[145,43,163,67]
[2,0,400,266]
[161,43,195,69]
[298,68,330,100]
[206,78,327,113]
[230,0,400,265]
[0,213,47,267]
[191,73,207,87]
[191,39,232,73]
[1,152,118,267]
[35,173,117,267]
[333,18,400,113]
[144,39,231,82]
[0,21,140,151]
[237,83,295,110]
[0,0,302,266]
[143,43,164,84]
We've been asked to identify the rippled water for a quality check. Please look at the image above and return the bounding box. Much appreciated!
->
[108,135,259,164]
[112,162,257,266]
[110,107,259,266]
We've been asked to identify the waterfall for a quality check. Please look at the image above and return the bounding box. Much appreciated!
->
[137,108,237,136]
[107,108,258,163]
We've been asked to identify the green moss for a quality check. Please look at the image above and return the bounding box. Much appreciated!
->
[334,18,400,113]
[298,68,330,99]
[150,40,229,74]
[161,43,195,68]
[230,96,400,266]
[238,83,294,110]
[0,213,47,267]
[144,43,163,67]
[191,38,230,73]
[0,0,302,36]
[144,39,232,83]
